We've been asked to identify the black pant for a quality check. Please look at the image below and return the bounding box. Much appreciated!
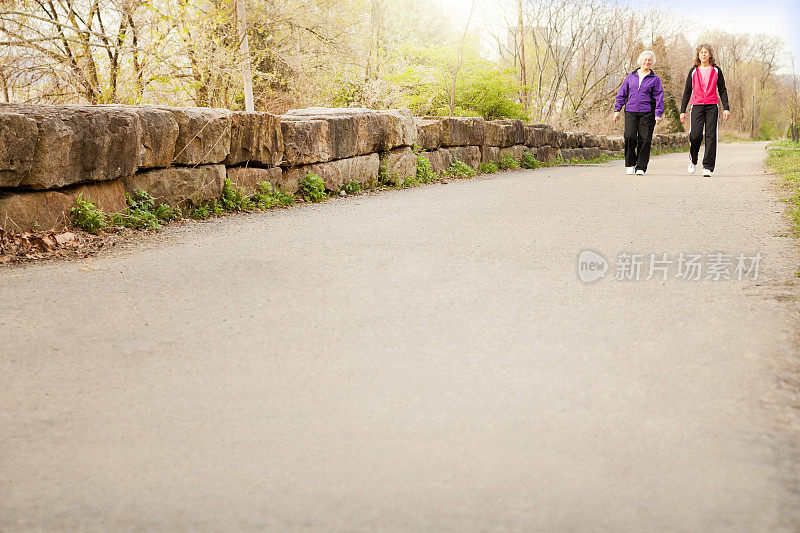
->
[624,111,656,172]
[689,104,719,171]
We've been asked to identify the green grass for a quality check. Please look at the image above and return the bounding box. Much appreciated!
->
[767,140,800,234]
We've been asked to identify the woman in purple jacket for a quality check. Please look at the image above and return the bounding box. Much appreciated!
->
[613,51,664,175]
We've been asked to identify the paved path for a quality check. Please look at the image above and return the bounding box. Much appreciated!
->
[2,142,800,531]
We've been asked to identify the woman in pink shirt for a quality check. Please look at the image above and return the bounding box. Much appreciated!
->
[679,44,731,177]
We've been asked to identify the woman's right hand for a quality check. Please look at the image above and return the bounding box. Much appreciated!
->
[613,111,620,124]
[679,113,686,123]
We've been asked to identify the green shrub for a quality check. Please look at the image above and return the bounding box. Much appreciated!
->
[520,152,539,169]
[342,179,362,194]
[71,193,107,234]
[498,154,520,170]
[447,158,476,178]
[416,155,436,183]
[220,178,254,212]
[251,181,295,209]
[298,172,326,202]
[478,161,499,173]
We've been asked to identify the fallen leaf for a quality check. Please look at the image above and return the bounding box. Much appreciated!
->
[54,232,76,246]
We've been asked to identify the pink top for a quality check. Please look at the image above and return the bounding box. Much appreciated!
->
[690,66,720,106]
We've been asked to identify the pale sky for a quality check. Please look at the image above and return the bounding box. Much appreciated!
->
[432,0,800,71]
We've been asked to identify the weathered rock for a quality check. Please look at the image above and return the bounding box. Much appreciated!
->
[123,165,225,207]
[416,118,443,151]
[0,180,126,233]
[227,111,283,166]
[494,120,525,145]
[499,144,526,162]
[280,119,332,166]
[283,154,380,192]
[607,136,624,151]
[440,117,486,147]
[564,132,580,149]
[282,110,359,160]
[378,109,416,148]
[523,126,546,148]
[156,107,231,166]
[282,107,415,157]
[226,167,285,196]
[380,147,417,185]
[553,131,567,148]
[0,104,140,189]
[560,148,579,161]
[584,134,602,148]
[484,122,503,147]
[481,146,500,164]
[536,145,560,162]
[443,146,481,169]
[484,121,517,148]
[0,110,39,187]
[419,150,453,176]
[132,106,179,169]
[583,147,601,159]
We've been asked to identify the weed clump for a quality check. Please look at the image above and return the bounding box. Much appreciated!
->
[416,155,436,183]
[478,162,499,173]
[252,181,295,209]
[447,158,476,178]
[71,193,107,234]
[298,172,326,202]
[342,179,362,194]
[220,178,254,212]
[520,152,540,169]
[498,154,520,170]
[111,190,181,230]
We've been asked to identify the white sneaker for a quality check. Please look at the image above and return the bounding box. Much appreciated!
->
[688,164,695,174]
[635,169,645,175]
[703,169,712,177]
[626,167,635,175]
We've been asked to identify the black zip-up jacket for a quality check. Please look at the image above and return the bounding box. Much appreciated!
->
[680,65,730,113]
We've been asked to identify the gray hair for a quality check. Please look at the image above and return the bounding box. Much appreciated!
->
[638,50,656,66]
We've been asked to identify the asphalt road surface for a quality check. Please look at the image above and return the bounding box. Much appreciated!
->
[2,142,800,531]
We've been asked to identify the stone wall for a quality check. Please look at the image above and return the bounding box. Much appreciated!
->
[0,104,688,232]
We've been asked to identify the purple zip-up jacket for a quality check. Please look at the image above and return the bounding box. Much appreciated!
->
[615,69,664,117]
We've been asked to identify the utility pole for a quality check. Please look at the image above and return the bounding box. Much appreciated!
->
[236,0,254,112]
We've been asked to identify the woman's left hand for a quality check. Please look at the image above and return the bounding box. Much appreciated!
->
[655,116,662,125]
[723,110,730,121]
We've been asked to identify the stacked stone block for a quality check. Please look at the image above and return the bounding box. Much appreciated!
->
[0,103,689,232]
